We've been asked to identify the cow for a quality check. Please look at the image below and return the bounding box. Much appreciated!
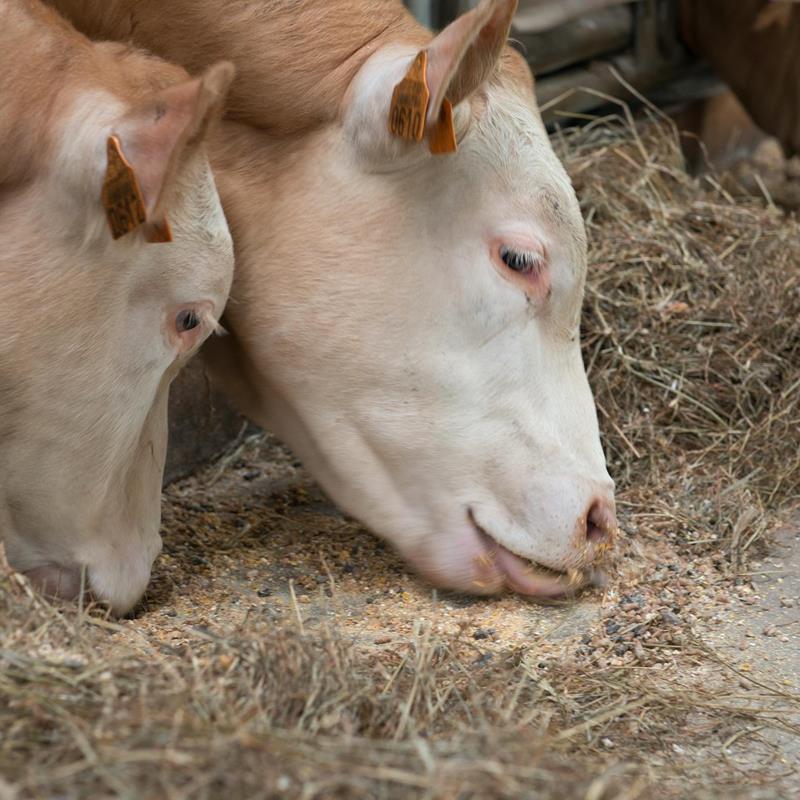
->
[48,0,619,601]
[0,0,235,614]
[680,0,800,156]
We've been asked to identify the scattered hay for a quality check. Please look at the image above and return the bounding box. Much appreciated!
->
[1,549,795,800]
[1,118,799,798]
[556,113,800,565]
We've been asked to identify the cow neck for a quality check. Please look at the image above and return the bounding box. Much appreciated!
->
[0,2,90,186]
[48,0,430,137]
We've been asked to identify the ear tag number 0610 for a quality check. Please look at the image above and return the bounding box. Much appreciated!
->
[389,51,429,142]
[388,51,457,154]
[101,135,147,240]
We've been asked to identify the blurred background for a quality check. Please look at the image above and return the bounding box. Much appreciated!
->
[400,0,800,206]
[404,0,716,124]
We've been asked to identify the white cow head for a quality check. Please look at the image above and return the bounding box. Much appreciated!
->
[0,45,234,614]
[209,0,616,596]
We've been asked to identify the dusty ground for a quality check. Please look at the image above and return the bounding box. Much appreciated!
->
[703,519,800,784]
[3,433,794,798]
[151,434,799,684]
[2,120,799,799]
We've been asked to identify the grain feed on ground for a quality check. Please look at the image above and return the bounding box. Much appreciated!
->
[1,118,798,799]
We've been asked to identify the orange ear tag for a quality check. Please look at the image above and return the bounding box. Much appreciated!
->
[388,51,430,143]
[144,217,173,244]
[429,98,457,155]
[388,51,458,155]
[101,135,147,240]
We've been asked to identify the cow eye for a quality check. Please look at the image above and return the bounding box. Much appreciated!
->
[176,309,200,332]
[499,245,541,274]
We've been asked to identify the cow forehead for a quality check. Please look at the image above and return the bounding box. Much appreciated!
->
[171,154,231,246]
[470,84,565,191]
[460,84,587,258]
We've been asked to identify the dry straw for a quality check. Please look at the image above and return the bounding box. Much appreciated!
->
[557,110,800,566]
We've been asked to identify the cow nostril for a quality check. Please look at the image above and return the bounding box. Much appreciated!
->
[585,500,617,545]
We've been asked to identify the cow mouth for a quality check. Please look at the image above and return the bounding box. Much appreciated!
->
[467,509,594,599]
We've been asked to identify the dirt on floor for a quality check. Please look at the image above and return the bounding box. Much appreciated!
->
[1,119,799,799]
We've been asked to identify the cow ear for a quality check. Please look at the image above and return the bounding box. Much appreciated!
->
[113,61,234,218]
[425,0,518,123]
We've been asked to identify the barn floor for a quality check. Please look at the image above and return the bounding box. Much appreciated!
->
[2,120,799,799]
[1,433,796,799]
[156,435,800,794]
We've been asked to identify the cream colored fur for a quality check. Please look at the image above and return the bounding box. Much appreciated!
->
[0,0,234,614]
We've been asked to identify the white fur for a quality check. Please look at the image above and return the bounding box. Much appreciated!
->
[0,89,233,615]
[212,46,614,594]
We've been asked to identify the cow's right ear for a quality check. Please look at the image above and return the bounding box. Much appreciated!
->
[343,0,516,160]
[107,61,234,233]
[424,0,518,125]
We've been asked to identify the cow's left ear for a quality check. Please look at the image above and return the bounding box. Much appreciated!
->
[112,61,234,221]
[424,0,518,124]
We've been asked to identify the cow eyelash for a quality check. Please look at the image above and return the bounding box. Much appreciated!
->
[176,309,200,332]
[499,246,542,274]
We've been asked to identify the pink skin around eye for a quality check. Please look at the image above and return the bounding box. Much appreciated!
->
[164,300,216,354]
[490,235,550,300]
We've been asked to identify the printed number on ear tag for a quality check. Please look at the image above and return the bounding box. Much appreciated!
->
[101,135,147,240]
[388,51,430,142]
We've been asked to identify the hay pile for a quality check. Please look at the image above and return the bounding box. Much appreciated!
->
[1,119,799,799]
[560,114,800,564]
[2,545,796,800]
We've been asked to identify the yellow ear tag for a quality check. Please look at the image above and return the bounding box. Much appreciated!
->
[429,98,457,155]
[389,51,430,142]
[101,135,147,240]
[388,51,458,155]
